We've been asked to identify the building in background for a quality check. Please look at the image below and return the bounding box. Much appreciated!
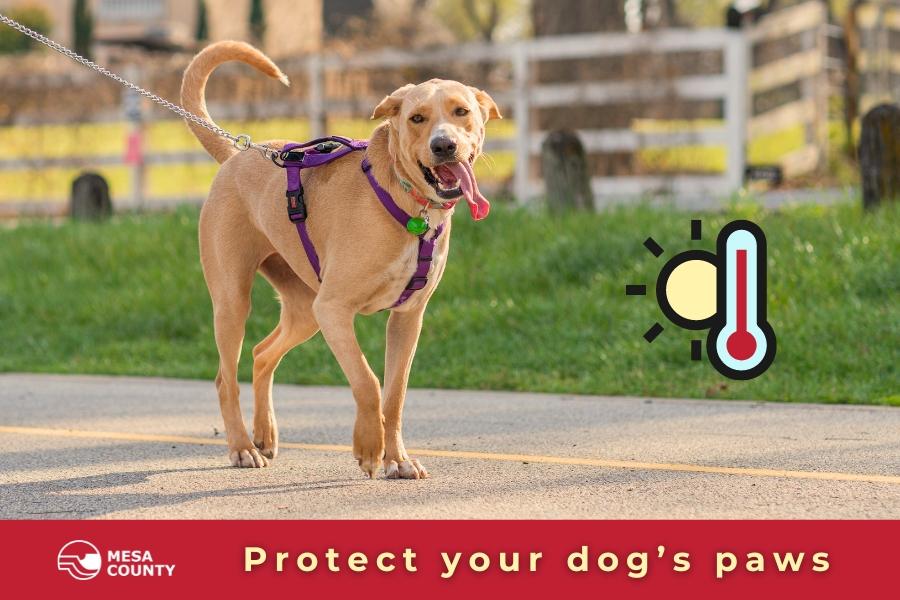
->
[0,0,323,56]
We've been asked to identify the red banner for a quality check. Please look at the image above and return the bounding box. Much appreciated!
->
[1,520,894,598]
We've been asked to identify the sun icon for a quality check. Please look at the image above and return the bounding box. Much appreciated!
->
[627,219,776,380]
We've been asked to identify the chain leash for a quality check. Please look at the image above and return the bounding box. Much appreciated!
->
[0,13,276,159]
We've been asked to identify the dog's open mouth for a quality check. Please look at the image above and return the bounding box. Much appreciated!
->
[418,159,490,220]
[419,161,464,199]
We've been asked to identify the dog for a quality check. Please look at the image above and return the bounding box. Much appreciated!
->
[180,41,501,479]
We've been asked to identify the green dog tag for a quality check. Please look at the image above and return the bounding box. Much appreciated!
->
[406,217,429,235]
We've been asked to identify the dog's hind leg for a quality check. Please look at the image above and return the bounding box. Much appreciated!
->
[251,254,319,460]
[201,211,269,468]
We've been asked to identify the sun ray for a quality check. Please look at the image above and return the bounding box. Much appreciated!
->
[691,219,702,240]
[643,322,664,343]
[643,237,664,257]
[625,284,647,296]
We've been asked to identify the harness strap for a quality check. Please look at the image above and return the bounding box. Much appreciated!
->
[391,227,444,308]
[360,158,413,229]
[281,138,443,308]
[361,157,445,307]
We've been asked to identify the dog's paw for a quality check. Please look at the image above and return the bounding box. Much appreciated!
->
[356,452,382,479]
[353,414,385,479]
[252,416,278,460]
[384,458,428,480]
[253,439,278,460]
[229,447,269,468]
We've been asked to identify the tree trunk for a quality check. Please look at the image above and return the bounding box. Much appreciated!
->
[643,0,682,30]
[70,172,112,221]
[542,130,593,212]
[859,104,900,209]
[532,0,625,35]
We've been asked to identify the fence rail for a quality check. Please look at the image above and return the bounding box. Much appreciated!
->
[0,1,894,214]
[747,0,837,177]
[856,1,900,113]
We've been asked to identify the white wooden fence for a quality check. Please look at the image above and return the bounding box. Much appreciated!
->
[856,0,900,113]
[0,3,878,213]
[299,29,750,204]
[747,1,844,178]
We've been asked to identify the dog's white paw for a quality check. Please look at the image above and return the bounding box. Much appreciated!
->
[384,458,428,479]
[229,447,269,468]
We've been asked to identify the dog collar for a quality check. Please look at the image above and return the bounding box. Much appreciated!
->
[397,174,458,210]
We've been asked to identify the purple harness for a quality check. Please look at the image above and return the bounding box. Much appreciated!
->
[278,136,445,308]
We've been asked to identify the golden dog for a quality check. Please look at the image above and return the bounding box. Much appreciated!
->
[181,41,500,479]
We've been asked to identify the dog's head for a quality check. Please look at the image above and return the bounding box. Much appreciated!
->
[372,79,501,220]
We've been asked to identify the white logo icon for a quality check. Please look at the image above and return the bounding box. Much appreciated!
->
[57,540,102,580]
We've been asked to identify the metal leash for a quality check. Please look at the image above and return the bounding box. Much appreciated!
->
[0,12,276,159]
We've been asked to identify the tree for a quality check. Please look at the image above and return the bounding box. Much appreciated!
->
[249,0,266,44]
[73,0,93,59]
[641,0,683,29]
[532,0,626,35]
[196,0,209,42]
[323,0,374,37]
[0,7,52,54]
[433,0,526,43]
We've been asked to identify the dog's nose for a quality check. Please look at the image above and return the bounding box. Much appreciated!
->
[430,136,457,159]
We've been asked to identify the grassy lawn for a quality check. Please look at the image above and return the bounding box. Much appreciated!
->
[0,200,896,405]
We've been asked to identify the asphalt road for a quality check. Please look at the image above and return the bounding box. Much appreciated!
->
[0,374,898,519]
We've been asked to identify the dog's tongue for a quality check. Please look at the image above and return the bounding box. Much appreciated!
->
[443,162,490,221]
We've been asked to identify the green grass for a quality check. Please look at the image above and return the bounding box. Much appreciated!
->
[0,200,897,405]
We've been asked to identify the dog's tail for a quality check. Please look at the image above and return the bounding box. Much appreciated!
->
[180,41,289,164]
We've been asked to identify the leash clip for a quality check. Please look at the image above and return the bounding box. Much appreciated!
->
[233,134,252,151]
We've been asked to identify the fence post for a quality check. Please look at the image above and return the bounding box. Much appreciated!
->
[814,1,830,170]
[724,30,749,195]
[512,42,531,204]
[123,65,144,211]
[307,54,326,138]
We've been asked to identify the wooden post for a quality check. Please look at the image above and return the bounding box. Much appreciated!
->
[307,54,326,139]
[813,1,829,171]
[512,42,531,204]
[859,103,900,209]
[724,30,749,195]
[541,130,592,212]
[70,172,112,221]
[123,66,144,211]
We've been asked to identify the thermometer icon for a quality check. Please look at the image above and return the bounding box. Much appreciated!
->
[707,221,776,379]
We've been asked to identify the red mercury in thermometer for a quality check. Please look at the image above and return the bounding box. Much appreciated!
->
[726,249,756,360]
[707,221,776,379]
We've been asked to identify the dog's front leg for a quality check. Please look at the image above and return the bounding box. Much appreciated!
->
[382,307,429,479]
[313,298,385,478]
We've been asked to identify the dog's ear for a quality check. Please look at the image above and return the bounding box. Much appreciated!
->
[371,84,416,120]
[469,87,502,121]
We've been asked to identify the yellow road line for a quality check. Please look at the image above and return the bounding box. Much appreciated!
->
[1,425,898,485]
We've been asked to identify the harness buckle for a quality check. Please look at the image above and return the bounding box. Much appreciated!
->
[279,150,305,163]
[314,140,341,154]
[286,188,307,222]
[406,276,429,291]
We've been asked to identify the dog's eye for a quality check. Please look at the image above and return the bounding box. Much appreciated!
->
[454,107,470,117]
[410,114,426,124]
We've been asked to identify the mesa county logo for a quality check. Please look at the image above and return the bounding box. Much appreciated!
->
[57,540,102,580]
[57,540,176,580]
